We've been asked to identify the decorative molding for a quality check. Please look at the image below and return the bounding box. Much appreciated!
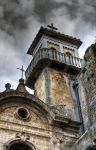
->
[16,132,30,142]
[47,41,60,51]
[47,41,59,46]
[63,46,75,52]
[4,132,36,150]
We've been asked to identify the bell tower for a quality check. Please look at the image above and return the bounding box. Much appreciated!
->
[25,25,83,123]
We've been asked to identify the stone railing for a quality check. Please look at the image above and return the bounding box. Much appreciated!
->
[25,48,82,80]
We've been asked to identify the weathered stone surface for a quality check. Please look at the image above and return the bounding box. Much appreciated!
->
[72,44,96,150]
[34,67,76,119]
[78,81,89,131]
[2,27,96,150]
[50,69,72,105]
[0,90,79,150]
[35,70,46,103]
[81,44,96,126]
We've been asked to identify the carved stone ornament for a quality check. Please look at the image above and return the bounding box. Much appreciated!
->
[16,132,30,142]
[4,132,31,150]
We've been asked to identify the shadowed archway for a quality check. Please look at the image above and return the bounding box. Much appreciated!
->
[8,142,32,150]
[5,139,36,150]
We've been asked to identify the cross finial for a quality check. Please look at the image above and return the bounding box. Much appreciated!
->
[17,65,25,79]
[47,23,58,31]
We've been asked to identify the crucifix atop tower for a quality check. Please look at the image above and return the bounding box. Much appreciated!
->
[47,23,58,31]
[17,65,25,79]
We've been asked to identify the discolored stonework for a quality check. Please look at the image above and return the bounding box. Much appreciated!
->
[1,26,96,150]
[35,70,46,103]
[50,69,72,105]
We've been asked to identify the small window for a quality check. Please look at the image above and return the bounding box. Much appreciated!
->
[47,41,60,51]
[63,46,75,56]
[17,107,29,120]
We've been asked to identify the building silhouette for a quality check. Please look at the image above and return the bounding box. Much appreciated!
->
[0,25,96,150]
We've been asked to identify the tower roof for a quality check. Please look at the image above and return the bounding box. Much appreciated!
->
[27,26,82,55]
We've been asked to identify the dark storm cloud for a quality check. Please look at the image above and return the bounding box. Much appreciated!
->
[0,0,33,36]
[33,0,65,22]
[33,0,96,26]
[81,2,96,25]
[33,0,81,22]
[0,0,96,37]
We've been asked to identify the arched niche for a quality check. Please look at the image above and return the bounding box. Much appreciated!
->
[49,47,57,51]
[4,139,36,150]
[8,143,32,150]
[0,91,54,124]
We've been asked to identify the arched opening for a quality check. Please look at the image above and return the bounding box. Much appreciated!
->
[65,52,72,56]
[8,142,33,150]
[8,143,32,150]
[49,47,57,51]
[17,107,29,120]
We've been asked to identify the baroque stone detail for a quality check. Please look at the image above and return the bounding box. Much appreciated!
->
[0,91,54,123]
[16,132,30,142]
[4,132,36,150]
[47,41,59,47]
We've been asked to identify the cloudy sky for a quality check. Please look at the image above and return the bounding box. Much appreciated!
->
[0,0,96,92]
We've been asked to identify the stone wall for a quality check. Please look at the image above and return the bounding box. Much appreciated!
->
[72,130,91,150]
[35,70,46,103]
[72,44,96,150]
[0,95,79,150]
[50,69,72,106]
[78,81,89,131]
[0,100,50,150]
[80,44,96,126]
[34,67,75,119]
[72,122,96,150]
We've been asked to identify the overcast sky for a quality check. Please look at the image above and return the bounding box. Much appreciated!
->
[0,0,96,92]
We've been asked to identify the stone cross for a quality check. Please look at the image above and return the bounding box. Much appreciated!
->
[17,65,25,79]
[47,23,58,31]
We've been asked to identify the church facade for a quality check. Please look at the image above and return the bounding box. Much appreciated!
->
[0,25,96,150]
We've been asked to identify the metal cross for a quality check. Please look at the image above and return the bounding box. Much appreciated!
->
[17,65,25,79]
[47,23,58,31]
